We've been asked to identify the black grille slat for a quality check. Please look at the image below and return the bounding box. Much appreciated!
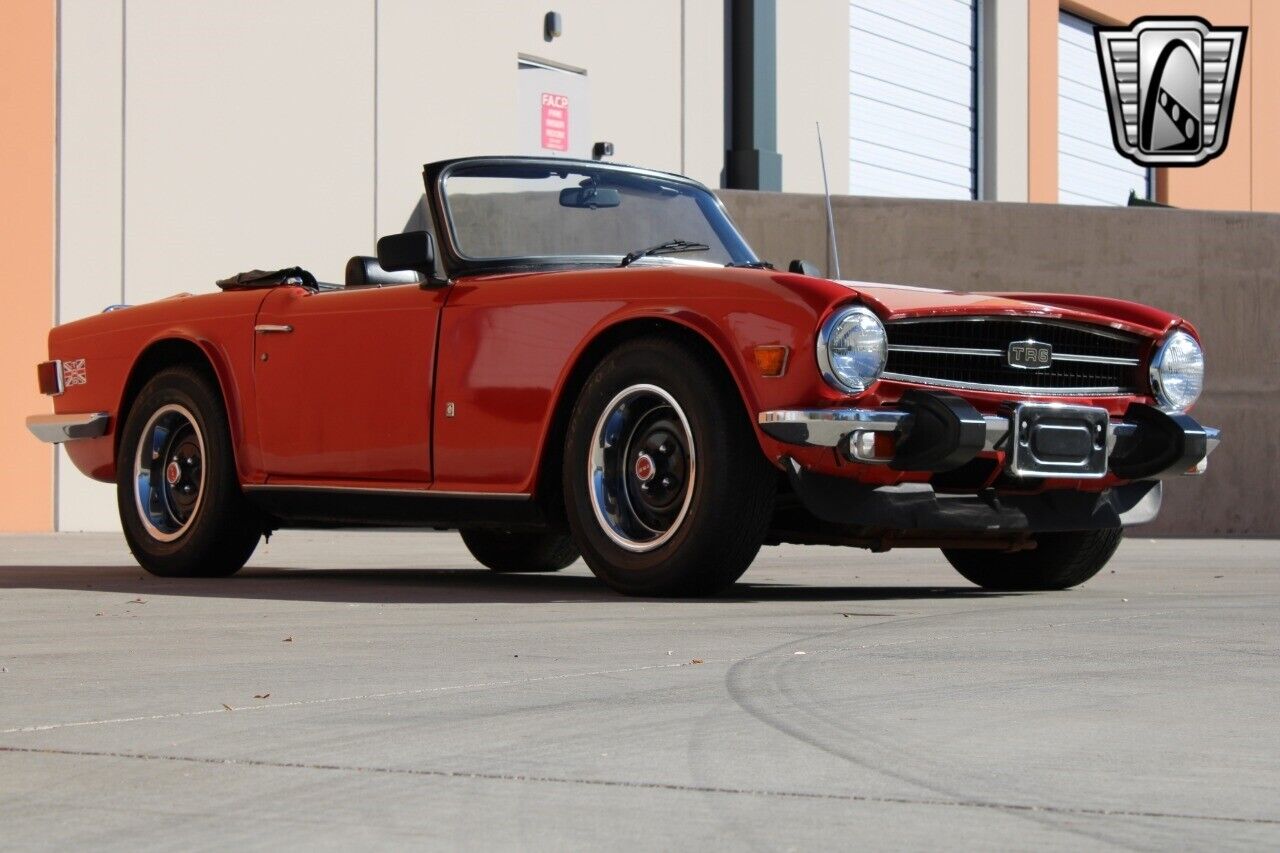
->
[885,318,1145,394]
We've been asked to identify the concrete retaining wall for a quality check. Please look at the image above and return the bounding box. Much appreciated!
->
[719,191,1280,537]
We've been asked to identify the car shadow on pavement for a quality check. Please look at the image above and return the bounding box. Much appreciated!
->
[0,564,1013,604]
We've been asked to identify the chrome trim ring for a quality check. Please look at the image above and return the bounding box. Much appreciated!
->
[1148,329,1204,412]
[133,403,206,542]
[588,383,697,553]
[816,305,887,393]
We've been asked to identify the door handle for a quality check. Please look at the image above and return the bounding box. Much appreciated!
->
[255,324,293,334]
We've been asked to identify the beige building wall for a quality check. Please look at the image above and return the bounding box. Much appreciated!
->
[51,0,724,530]
[57,0,125,530]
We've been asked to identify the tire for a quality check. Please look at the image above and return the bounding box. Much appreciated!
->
[461,529,579,573]
[116,365,261,577]
[943,528,1123,591]
[562,337,776,597]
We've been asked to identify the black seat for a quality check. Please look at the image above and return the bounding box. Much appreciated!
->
[344,256,424,287]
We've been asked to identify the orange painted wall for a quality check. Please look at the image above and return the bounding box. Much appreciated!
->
[0,0,56,531]
[1034,0,1267,212]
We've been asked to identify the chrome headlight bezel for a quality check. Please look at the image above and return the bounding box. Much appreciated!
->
[1148,329,1204,412]
[816,305,888,394]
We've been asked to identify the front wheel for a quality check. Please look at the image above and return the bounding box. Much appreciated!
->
[943,528,1123,591]
[562,337,776,597]
[116,366,262,577]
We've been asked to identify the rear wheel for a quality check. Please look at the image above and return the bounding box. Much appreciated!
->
[562,337,775,597]
[460,529,578,573]
[943,528,1123,591]
[116,366,261,577]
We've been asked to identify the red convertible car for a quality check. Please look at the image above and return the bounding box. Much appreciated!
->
[27,157,1218,596]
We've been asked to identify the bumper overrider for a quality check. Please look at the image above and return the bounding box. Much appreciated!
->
[26,412,110,443]
[759,390,1220,534]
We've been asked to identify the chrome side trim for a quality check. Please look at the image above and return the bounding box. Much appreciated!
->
[880,371,1131,396]
[242,483,531,500]
[254,324,293,334]
[26,412,110,444]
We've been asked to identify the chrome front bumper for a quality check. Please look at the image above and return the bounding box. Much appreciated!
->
[26,412,110,444]
[760,399,1220,479]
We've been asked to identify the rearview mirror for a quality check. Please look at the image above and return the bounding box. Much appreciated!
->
[559,185,621,209]
[377,230,437,280]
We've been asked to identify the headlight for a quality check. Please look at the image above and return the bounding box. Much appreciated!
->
[817,306,887,393]
[1149,330,1204,412]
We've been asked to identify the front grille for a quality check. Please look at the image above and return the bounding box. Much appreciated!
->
[883,317,1146,395]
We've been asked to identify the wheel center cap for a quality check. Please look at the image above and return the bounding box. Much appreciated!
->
[633,453,656,483]
[165,461,182,486]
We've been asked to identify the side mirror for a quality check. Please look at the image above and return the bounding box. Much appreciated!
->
[377,230,437,281]
[788,259,822,277]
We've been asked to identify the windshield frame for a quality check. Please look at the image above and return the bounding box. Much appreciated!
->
[423,156,760,279]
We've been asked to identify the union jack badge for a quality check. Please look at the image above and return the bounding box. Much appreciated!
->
[1095,17,1247,167]
[62,358,87,387]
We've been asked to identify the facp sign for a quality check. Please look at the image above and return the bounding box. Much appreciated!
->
[541,92,569,152]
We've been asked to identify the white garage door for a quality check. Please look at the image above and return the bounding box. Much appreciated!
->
[1058,12,1151,205]
[848,0,977,199]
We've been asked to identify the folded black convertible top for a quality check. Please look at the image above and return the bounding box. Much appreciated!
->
[216,266,318,291]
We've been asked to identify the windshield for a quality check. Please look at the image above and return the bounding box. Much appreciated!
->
[438,160,759,267]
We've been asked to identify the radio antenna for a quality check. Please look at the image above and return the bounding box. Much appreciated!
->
[817,122,841,279]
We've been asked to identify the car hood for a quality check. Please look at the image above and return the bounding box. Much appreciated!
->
[833,278,1184,339]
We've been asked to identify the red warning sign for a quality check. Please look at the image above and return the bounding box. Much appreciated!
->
[541,92,569,151]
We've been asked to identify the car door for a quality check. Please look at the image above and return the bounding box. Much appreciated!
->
[253,283,445,484]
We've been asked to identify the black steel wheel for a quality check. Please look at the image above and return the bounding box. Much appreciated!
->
[563,336,775,597]
[587,382,697,553]
[116,366,261,577]
[461,529,579,573]
[943,528,1123,591]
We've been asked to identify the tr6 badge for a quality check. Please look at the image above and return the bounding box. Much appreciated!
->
[1095,17,1247,167]
[1007,341,1052,370]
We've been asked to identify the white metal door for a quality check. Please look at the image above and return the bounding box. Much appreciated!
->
[1058,12,1151,205]
[848,0,977,199]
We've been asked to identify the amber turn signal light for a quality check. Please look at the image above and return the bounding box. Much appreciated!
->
[753,345,789,377]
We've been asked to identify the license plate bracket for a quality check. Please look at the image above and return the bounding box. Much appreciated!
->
[1008,404,1109,479]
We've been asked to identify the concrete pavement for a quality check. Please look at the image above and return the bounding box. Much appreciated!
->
[1,532,1278,850]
